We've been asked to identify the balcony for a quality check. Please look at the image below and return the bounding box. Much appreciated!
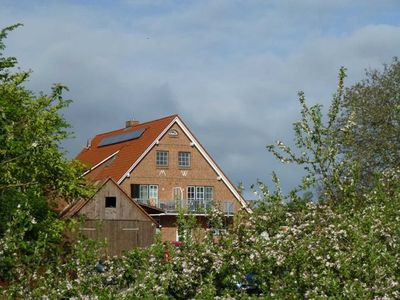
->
[135,198,160,208]
[160,199,212,213]
[134,198,235,215]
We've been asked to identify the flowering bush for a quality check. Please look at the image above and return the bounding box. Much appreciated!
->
[249,169,400,298]
[2,170,400,299]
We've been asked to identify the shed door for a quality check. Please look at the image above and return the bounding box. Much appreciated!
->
[117,221,138,254]
[80,220,155,255]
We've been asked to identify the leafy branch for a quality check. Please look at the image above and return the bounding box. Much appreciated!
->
[266,67,352,201]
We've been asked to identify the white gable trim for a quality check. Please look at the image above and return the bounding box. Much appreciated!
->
[118,117,251,213]
[82,150,120,176]
[175,118,251,213]
[117,118,177,184]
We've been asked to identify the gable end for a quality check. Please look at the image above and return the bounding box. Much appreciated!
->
[118,117,252,213]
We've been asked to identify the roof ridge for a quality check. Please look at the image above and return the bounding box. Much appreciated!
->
[95,114,178,137]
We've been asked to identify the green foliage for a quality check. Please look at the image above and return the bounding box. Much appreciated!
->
[0,25,92,235]
[0,205,109,298]
[266,67,354,201]
[0,24,94,295]
[338,58,400,188]
[0,24,21,79]
[264,169,400,299]
[4,172,400,298]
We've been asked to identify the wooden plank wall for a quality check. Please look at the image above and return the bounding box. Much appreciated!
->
[80,219,155,256]
[80,180,151,222]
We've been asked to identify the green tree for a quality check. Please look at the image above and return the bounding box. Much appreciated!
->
[266,67,354,201]
[0,24,91,235]
[338,58,400,188]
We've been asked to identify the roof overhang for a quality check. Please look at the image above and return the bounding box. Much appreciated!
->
[81,150,120,177]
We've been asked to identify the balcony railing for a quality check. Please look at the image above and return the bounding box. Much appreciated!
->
[134,198,235,215]
[134,198,165,209]
[160,199,213,213]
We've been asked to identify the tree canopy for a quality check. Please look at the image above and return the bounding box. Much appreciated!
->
[0,24,91,235]
[267,60,400,199]
[338,58,400,188]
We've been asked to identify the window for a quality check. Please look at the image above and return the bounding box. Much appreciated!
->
[105,196,116,208]
[131,184,159,206]
[156,151,168,167]
[173,187,183,201]
[139,185,148,200]
[187,186,196,201]
[205,187,213,202]
[131,184,139,198]
[149,185,158,200]
[196,186,204,201]
[223,201,234,215]
[187,186,213,211]
[178,152,191,167]
[168,129,179,137]
[187,186,213,201]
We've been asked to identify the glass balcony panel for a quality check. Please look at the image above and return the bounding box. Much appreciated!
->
[157,199,222,213]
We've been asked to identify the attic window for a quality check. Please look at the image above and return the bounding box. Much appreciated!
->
[168,129,178,137]
[105,197,116,208]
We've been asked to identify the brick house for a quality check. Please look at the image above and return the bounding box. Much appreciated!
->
[76,115,251,242]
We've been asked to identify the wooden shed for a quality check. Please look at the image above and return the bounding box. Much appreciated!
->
[61,178,157,256]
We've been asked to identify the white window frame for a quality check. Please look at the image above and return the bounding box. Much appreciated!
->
[149,185,158,200]
[187,186,213,211]
[138,184,159,206]
[173,187,183,201]
[178,152,191,167]
[149,185,159,206]
[223,201,234,215]
[196,186,204,202]
[205,187,213,201]
[156,151,169,167]
[139,185,149,200]
[187,186,196,201]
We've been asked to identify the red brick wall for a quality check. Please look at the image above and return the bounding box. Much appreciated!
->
[159,215,177,242]
[120,123,242,212]
[119,123,244,241]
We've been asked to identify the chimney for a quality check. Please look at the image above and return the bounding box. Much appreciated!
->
[85,138,92,149]
[125,119,139,128]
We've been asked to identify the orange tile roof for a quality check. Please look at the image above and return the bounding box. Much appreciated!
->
[76,115,177,182]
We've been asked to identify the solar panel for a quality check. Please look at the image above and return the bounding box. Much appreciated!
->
[98,128,146,147]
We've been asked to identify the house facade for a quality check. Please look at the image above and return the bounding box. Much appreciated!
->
[76,115,250,242]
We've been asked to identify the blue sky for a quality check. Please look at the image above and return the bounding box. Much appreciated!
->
[1,0,400,199]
